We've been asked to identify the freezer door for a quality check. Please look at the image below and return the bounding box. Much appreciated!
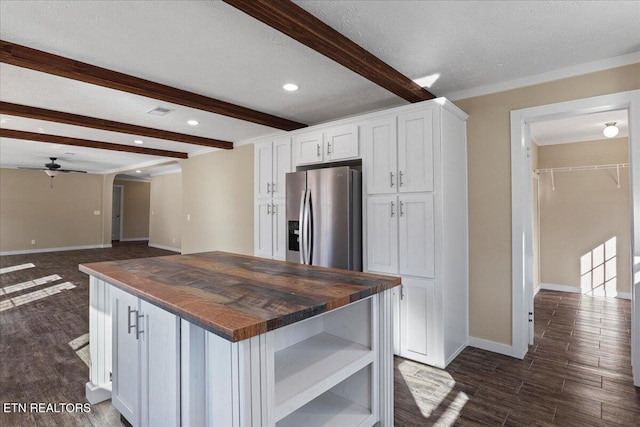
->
[285,171,306,263]
[307,167,351,269]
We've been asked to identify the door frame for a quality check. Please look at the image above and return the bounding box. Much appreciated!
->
[510,89,640,385]
[112,185,124,241]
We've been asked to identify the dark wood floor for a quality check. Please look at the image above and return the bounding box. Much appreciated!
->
[1,245,638,426]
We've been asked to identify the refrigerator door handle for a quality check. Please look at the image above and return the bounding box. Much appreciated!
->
[305,190,313,265]
[299,190,307,264]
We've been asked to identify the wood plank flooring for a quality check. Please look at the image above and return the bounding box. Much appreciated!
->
[1,245,638,426]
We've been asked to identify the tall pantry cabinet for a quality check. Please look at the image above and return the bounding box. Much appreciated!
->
[363,100,468,369]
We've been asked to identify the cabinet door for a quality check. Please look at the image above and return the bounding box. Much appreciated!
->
[366,194,398,274]
[254,200,274,259]
[364,116,397,194]
[140,300,180,427]
[272,138,292,198]
[293,131,324,165]
[326,124,359,161]
[398,109,434,192]
[255,141,273,199]
[400,277,435,365]
[111,286,141,426]
[272,199,287,260]
[398,193,435,278]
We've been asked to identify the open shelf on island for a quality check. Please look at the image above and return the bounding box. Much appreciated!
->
[274,332,373,422]
[276,389,374,427]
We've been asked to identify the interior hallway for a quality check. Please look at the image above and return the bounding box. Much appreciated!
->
[1,245,638,426]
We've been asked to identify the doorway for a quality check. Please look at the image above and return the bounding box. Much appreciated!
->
[112,185,123,241]
[510,89,640,386]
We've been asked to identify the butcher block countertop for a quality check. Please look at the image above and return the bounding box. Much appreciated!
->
[79,251,400,342]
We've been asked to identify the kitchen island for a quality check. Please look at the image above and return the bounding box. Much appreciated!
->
[80,251,400,427]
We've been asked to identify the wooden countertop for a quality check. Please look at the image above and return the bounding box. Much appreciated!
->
[79,251,400,342]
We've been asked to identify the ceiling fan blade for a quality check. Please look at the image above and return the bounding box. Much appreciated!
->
[58,169,88,173]
[17,166,47,170]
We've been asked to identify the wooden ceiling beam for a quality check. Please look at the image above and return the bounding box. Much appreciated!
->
[223,0,436,103]
[0,40,306,131]
[0,129,189,159]
[0,101,233,150]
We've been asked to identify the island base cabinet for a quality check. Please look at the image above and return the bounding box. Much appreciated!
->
[111,286,180,427]
[180,292,394,426]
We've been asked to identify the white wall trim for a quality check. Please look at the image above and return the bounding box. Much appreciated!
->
[445,52,640,101]
[467,337,513,358]
[539,283,582,294]
[119,237,149,242]
[148,243,181,253]
[445,342,468,367]
[0,244,112,256]
[617,292,632,301]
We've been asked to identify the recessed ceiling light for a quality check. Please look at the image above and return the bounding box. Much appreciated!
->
[136,170,142,173]
[187,119,199,126]
[134,140,144,145]
[283,83,299,92]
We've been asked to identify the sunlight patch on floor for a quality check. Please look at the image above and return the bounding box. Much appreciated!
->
[69,333,91,368]
[0,263,35,275]
[0,282,76,312]
[0,274,62,295]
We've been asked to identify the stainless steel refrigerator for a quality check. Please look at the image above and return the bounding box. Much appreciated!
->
[285,166,362,271]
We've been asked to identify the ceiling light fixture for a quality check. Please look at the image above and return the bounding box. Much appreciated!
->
[603,122,619,138]
[136,170,142,173]
[187,119,199,126]
[45,170,59,177]
[283,83,299,92]
[134,140,144,145]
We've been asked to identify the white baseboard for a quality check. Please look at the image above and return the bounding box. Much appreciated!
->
[468,337,513,358]
[148,243,181,253]
[0,244,111,256]
[616,292,632,300]
[119,237,149,242]
[534,284,541,296]
[445,342,467,367]
[539,283,581,294]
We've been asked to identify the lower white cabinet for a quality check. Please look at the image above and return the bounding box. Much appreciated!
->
[399,277,435,365]
[254,198,286,260]
[111,286,180,427]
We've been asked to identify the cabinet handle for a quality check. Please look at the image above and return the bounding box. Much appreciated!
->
[271,182,276,193]
[399,171,404,187]
[266,182,271,194]
[390,201,395,217]
[267,204,271,215]
[272,203,276,215]
[390,172,394,187]
[400,201,405,216]
[135,313,144,340]
[127,306,137,335]
[316,144,321,158]
[327,141,331,156]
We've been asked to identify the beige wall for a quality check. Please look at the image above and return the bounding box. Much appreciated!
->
[538,138,630,294]
[181,144,254,255]
[455,63,640,345]
[114,178,150,240]
[0,169,105,253]
[149,172,182,251]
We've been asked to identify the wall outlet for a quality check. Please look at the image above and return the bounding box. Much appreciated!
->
[31,240,36,245]
[93,210,101,216]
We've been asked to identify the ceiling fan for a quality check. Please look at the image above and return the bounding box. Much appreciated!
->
[18,157,87,188]
[19,157,87,176]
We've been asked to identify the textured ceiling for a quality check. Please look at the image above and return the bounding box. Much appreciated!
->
[0,0,639,174]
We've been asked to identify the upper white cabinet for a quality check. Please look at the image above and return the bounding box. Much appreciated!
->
[293,124,359,166]
[363,109,433,195]
[255,137,291,199]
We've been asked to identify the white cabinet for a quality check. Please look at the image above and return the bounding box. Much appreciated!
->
[293,124,359,166]
[366,193,434,278]
[363,110,433,195]
[111,286,180,427]
[363,100,468,369]
[254,137,291,261]
[254,198,286,260]
[255,138,291,199]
